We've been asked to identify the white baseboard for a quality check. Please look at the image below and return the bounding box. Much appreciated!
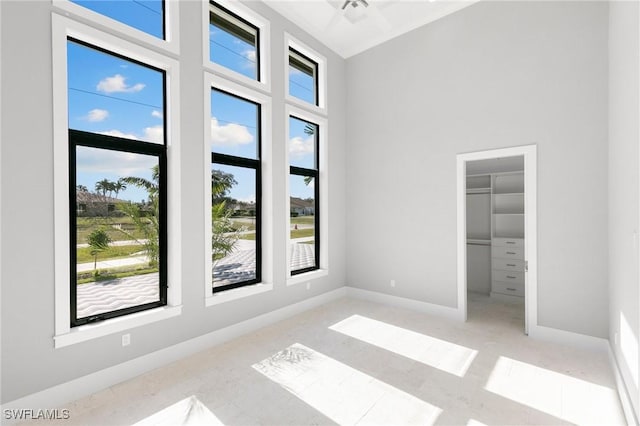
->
[1,286,348,415]
[346,287,462,321]
[528,324,609,352]
[609,344,639,425]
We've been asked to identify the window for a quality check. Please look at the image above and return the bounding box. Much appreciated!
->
[288,48,318,106]
[209,1,259,81]
[288,116,319,274]
[211,88,261,292]
[67,39,167,326]
[69,0,165,39]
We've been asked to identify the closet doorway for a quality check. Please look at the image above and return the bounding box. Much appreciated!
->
[456,146,537,334]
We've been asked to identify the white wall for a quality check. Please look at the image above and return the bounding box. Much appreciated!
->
[346,1,609,337]
[0,0,347,403]
[608,0,640,416]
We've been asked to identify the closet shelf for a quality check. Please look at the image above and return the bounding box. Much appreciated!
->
[467,188,491,194]
[467,238,491,245]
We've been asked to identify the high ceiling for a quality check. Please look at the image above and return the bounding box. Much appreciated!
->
[263,0,480,58]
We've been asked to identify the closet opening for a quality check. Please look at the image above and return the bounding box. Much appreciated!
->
[456,146,537,335]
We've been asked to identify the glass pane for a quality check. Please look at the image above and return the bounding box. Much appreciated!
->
[75,146,161,319]
[211,89,259,159]
[209,4,258,80]
[67,40,165,145]
[290,175,316,272]
[289,116,317,169]
[71,0,164,39]
[289,49,317,105]
[212,164,257,289]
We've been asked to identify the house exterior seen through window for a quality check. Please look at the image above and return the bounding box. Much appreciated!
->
[67,38,168,326]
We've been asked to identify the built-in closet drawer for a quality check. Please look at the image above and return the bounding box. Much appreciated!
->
[492,281,524,297]
[492,270,524,284]
[492,258,524,272]
[492,237,523,248]
[491,246,524,260]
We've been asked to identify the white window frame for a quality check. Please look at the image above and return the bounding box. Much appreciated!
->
[285,104,329,286]
[52,0,180,56]
[204,73,273,307]
[52,14,182,348]
[285,33,327,115]
[203,0,271,95]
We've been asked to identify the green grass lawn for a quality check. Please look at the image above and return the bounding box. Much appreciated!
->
[238,228,314,241]
[291,216,314,225]
[76,244,145,263]
[290,228,314,239]
[77,265,158,284]
[231,219,256,231]
[77,217,148,242]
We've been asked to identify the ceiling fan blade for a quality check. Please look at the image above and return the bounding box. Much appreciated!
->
[365,2,392,32]
[341,0,350,10]
[326,7,345,30]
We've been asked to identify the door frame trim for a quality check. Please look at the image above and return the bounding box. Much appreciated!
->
[456,144,537,334]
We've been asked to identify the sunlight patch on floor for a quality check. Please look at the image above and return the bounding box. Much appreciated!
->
[329,314,478,377]
[253,343,442,425]
[466,419,488,426]
[485,356,624,425]
[132,395,223,426]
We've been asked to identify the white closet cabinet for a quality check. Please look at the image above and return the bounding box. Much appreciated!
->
[491,172,524,299]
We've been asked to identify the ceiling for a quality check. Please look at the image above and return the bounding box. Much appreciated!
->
[263,0,480,58]
[466,156,525,175]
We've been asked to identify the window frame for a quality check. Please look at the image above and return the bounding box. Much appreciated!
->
[285,105,329,285]
[210,89,262,292]
[52,0,180,55]
[68,128,168,326]
[203,0,271,94]
[284,33,327,114]
[288,47,319,107]
[204,73,273,304]
[52,15,182,348]
[288,117,320,276]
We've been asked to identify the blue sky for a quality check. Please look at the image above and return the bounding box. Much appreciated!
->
[289,66,315,105]
[69,1,317,207]
[72,0,163,38]
[68,39,164,203]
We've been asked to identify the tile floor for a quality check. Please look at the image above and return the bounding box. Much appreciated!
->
[23,293,625,425]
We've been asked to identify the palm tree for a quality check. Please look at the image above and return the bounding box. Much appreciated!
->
[95,179,111,197]
[76,184,88,192]
[119,165,160,267]
[87,229,111,277]
[106,181,116,198]
[113,179,127,199]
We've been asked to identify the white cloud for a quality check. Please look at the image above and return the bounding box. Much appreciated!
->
[98,130,139,141]
[98,125,163,144]
[151,110,163,119]
[289,135,314,158]
[76,146,156,178]
[85,109,109,122]
[244,50,257,63]
[143,125,164,144]
[97,74,145,94]
[211,117,253,147]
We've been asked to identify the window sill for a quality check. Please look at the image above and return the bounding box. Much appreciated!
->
[287,269,328,287]
[285,94,327,117]
[54,305,182,348]
[205,282,273,307]
[204,62,271,96]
